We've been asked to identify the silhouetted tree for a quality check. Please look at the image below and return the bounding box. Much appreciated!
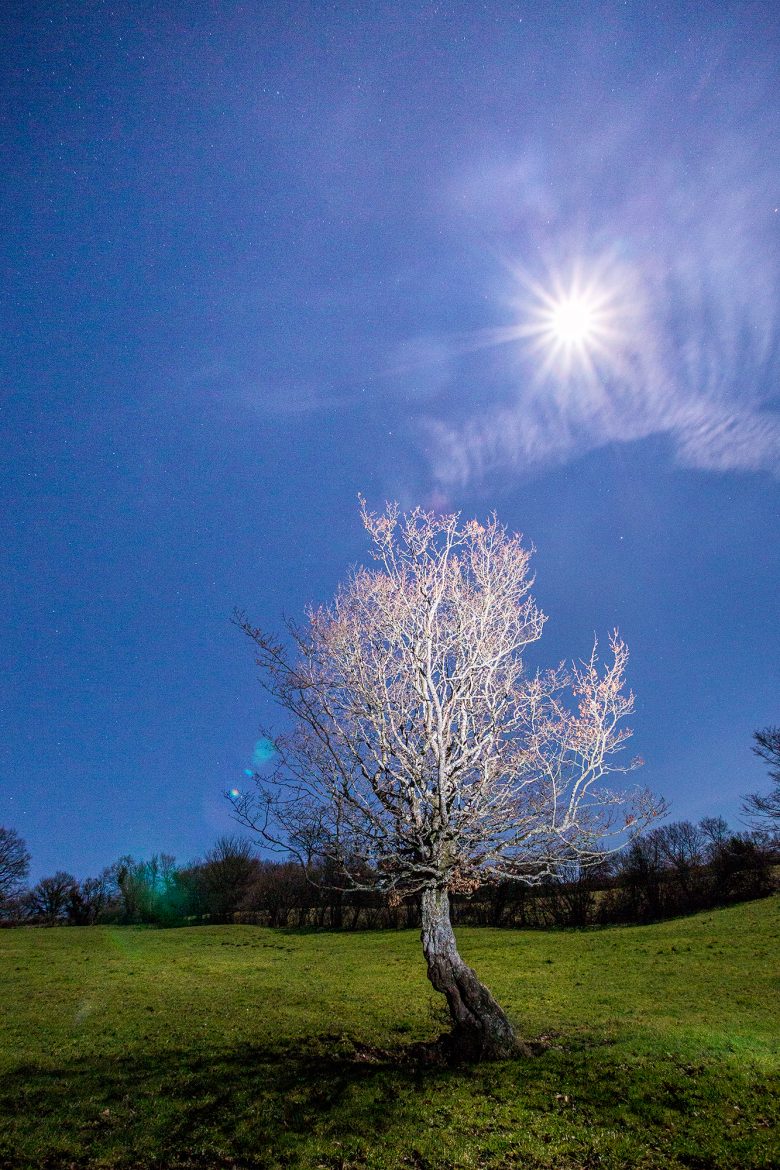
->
[28,871,77,924]
[238,859,311,926]
[707,830,775,903]
[743,726,780,825]
[196,835,258,922]
[65,870,115,925]
[699,816,730,852]
[610,832,663,920]
[0,827,30,904]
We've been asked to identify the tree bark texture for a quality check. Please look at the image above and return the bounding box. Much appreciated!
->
[420,885,518,1060]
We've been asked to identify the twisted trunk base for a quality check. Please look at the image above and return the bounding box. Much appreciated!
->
[420,885,519,1061]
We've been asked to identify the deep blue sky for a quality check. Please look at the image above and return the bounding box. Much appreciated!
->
[2,2,778,882]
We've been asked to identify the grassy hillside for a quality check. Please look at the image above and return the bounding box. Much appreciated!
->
[1,898,778,1168]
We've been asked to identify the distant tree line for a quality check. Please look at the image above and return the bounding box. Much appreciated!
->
[1,818,776,931]
[455,817,777,929]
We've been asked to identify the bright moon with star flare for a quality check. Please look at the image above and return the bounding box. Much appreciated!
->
[513,264,629,383]
[455,259,631,385]
[550,297,596,345]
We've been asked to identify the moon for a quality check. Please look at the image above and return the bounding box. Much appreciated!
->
[550,297,597,346]
[512,264,626,382]
[454,257,630,384]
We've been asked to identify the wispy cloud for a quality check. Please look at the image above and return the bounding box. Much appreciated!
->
[415,62,780,488]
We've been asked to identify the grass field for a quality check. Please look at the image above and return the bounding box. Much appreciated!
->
[1,898,778,1169]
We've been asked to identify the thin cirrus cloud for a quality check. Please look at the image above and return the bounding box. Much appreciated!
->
[416,85,780,489]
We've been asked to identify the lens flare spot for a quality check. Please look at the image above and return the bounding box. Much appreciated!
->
[243,768,253,777]
[229,787,240,798]
[252,738,276,768]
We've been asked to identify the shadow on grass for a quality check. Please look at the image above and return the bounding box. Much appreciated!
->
[1,1033,777,1169]
[0,1034,453,1169]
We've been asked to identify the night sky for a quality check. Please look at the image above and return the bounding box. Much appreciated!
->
[2,2,778,882]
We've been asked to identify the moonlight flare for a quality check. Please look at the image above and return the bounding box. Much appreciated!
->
[516,267,625,382]
[550,297,596,345]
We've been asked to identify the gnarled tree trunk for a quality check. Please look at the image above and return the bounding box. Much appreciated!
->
[420,885,519,1060]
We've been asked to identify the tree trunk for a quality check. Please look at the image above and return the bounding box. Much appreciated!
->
[420,885,519,1060]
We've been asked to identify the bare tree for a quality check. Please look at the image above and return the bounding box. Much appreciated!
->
[239,859,312,927]
[0,827,31,900]
[114,853,181,924]
[66,871,115,925]
[699,815,730,853]
[232,501,662,1059]
[28,871,77,924]
[197,835,258,922]
[742,727,780,825]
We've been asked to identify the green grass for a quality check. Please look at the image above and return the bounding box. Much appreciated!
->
[1,898,778,1169]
